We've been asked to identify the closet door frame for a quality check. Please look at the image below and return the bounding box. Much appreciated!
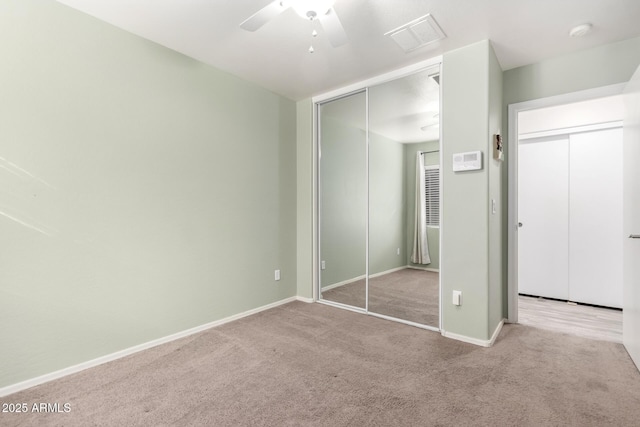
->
[316,89,369,313]
[312,56,443,332]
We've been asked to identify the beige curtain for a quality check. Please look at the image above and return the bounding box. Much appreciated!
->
[411,152,431,264]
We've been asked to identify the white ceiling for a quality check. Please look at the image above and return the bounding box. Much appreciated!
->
[55,0,640,101]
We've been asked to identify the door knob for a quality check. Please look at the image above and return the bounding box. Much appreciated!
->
[518,222,523,228]
[630,234,640,239]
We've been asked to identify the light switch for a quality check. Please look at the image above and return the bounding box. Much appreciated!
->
[453,290,462,306]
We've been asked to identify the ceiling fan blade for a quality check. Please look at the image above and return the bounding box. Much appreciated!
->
[240,1,287,32]
[318,7,348,47]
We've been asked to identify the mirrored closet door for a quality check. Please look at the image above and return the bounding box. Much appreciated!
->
[368,67,441,328]
[318,90,367,309]
[318,64,441,329]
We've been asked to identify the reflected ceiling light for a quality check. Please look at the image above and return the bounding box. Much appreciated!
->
[289,0,335,20]
[420,123,439,131]
[569,23,592,37]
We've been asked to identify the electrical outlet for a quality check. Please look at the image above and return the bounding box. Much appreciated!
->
[453,290,462,306]
[321,260,326,270]
[274,269,280,281]
[396,248,400,255]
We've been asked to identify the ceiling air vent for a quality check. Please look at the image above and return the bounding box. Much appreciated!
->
[385,14,446,52]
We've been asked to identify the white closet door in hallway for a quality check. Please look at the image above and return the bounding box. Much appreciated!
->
[518,135,570,300]
[518,126,623,308]
[569,127,623,308]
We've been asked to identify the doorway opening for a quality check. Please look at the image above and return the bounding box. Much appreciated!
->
[508,85,626,343]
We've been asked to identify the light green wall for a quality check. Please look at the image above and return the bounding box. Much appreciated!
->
[0,0,297,389]
[296,99,313,299]
[369,133,406,275]
[503,37,640,107]
[442,40,502,341]
[488,43,504,333]
[405,142,440,271]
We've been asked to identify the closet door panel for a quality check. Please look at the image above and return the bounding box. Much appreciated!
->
[367,68,441,328]
[569,128,623,308]
[318,91,367,309]
[518,136,570,300]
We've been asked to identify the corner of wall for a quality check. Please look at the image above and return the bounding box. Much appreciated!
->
[487,42,506,330]
[296,99,314,299]
[441,40,491,342]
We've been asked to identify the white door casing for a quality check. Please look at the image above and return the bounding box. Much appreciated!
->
[623,66,640,370]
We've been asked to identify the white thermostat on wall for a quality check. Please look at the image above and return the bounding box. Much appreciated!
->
[452,151,482,172]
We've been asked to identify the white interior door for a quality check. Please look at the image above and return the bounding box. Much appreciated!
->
[518,136,569,300]
[569,128,623,308]
[623,66,640,369]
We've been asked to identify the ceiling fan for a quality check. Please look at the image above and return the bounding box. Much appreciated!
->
[240,0,348,48]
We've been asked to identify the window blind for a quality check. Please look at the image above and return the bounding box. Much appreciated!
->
[424,165,439,227]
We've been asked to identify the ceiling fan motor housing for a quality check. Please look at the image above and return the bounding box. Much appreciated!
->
[288,0,335,19]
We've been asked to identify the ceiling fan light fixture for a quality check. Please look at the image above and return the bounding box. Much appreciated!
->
[241,0,347,48]
[291,0,335,19]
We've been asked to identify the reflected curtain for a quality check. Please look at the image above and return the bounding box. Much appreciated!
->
[411,152,431,264]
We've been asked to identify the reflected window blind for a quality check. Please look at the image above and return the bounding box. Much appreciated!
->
[425,165,440,227]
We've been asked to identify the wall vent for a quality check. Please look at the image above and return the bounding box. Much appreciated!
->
[384,14,446,52]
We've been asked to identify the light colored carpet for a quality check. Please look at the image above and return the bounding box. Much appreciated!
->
[321,268,439,327]
[3,301,640,426]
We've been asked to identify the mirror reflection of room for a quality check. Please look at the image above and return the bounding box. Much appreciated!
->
[319,90,367,309]
[367,68,440,327]
[319,67,441,329]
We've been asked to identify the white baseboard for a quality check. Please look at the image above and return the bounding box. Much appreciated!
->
[441,319,505,348]
[321,274,366,291]
[406,265,439,273]
[0,296,299,398]
[321,265,413,292]
[369,266,407,278]
[296,296,314,303]
[441,330,492,347]
[488,319,505,347]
